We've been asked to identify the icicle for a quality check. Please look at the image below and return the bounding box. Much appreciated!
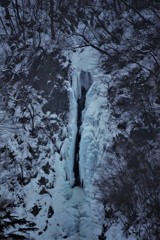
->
[70,68,93,100]
[70,68,81,100]
[88,72,93,86]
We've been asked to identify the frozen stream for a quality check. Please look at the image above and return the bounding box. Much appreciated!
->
[71,70,93,187]
[68,46,101,188]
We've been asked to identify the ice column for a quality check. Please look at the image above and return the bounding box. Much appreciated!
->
[68,68,93,187]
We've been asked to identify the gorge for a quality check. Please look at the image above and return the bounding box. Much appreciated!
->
[0,1,159,239]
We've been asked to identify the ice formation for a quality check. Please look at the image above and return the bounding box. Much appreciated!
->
[68,67,94,187]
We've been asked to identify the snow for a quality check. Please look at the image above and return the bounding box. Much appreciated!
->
[0,103,16,147]
[69,46,101,74]
[49,46,107,240]
[79,80,109,191]
[0,44,137,240]
[65,46,137,240]
[106,223,137,240]
[67,46,137,239]
[0,2,158,239]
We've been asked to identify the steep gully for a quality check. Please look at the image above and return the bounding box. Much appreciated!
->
[73,87,86,187]
[71,70,92,187]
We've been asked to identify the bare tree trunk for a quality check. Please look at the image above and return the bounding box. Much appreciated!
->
[49,0,55,40]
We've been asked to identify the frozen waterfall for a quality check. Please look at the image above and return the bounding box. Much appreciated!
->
[69,68,93,187]
[70,68,92,101]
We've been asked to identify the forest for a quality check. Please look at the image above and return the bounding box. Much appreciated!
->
[0,0,160,239]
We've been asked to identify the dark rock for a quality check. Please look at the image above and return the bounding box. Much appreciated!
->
[31,205,41,216]
[48,206,54,218]
[42,162,51,175]
[38,177,49,186]
[117,122,127,130]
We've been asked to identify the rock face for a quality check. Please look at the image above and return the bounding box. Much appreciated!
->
[31,53,69,115]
